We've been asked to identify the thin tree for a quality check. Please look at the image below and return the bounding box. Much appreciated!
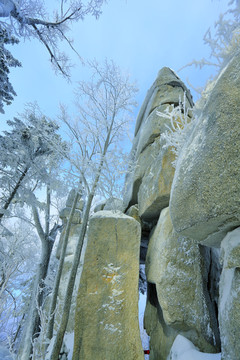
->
[0,25,21,113]
[0,108,65,224]
[0,218,39,350]
[0,0,106,77]
[46,187,81,342]
[47,59,138,359]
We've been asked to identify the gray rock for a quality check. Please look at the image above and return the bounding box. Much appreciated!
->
[145,207,220,352]
[219,227,240,360]
[123,67,193,218]
[134,67,193,136]
[103,197,124,212]
[144,282,178,360]
[59,207,82,224]
[93,201,106,213]
[170,51,240,247]
[138,138,175,220]
[66,189,84,210]
[125,204,141,223]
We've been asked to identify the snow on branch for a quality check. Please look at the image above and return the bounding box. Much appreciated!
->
[178,1,240,74]
[158,93,195,168]
[0,0,106,77]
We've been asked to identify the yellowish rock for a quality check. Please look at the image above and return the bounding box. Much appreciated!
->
[73,211,144,360]
[138,142,175,220]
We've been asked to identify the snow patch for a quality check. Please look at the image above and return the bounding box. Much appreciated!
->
[167,335,221,360]
[64,332,75,360]
[91,210,130,219]
[139,292,149,359]
[104,323,122,333]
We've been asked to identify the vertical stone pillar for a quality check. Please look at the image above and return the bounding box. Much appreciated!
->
[73,210,144,360]
[219,228,240,360]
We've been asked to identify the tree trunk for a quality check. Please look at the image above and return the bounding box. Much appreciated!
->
[18,198,57,360]
[49,192,94,360]
[18,238,53,360]
[46,190,80,341]
[0,165,29,223]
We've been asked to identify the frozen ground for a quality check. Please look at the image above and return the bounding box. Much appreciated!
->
[139,292,150,360]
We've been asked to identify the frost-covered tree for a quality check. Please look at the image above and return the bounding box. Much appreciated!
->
[0,218,39,349]
[181,0,240,73]
[46,59,137,360]
[0,107,71,359]
[0,25,21,113]
[17,195,62,360]
[0,0,105,77]
[0,106,66,223]
[0,106,72,359]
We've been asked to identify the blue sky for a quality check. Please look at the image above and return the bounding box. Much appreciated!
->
[1,0,230,132]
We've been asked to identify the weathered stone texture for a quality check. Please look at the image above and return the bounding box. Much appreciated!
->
[124,67,193,220]
[65,189,84,210]
[170,50,240,247]
[144,283,178,360]
[73,211,144,360]
[103,197,124,212]
[219,228,240,360]
[145,207,220,353]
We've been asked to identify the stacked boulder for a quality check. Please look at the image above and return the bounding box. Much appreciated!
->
[122,54,240,359]
[123,67,194,221]
[169,50,240,359]
[65,52,240,360]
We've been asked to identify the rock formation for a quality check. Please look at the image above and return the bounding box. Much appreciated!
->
[170,50,240,247]
[123,67,194,221]
[145,207,220,356]
[73,211,143,360]
[219,228,240,360]
[58,53,240,360]
[121,58,240,359]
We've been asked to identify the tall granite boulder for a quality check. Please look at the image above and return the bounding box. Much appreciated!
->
[123,67,193,221]
[219,227,240,360]
[73,211,144,360]
[145,207,220,354]
[170,50,240,247]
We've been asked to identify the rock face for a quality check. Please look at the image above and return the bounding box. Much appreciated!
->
[170,50,240,247]
[73,211,144,360]
[145,207,220,354]
[219,228,240,360]
[123,67,193,221]
[144,282,178,360]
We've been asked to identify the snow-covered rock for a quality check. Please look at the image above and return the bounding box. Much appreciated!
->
[167,335,221,360]
[170,50,240,247]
